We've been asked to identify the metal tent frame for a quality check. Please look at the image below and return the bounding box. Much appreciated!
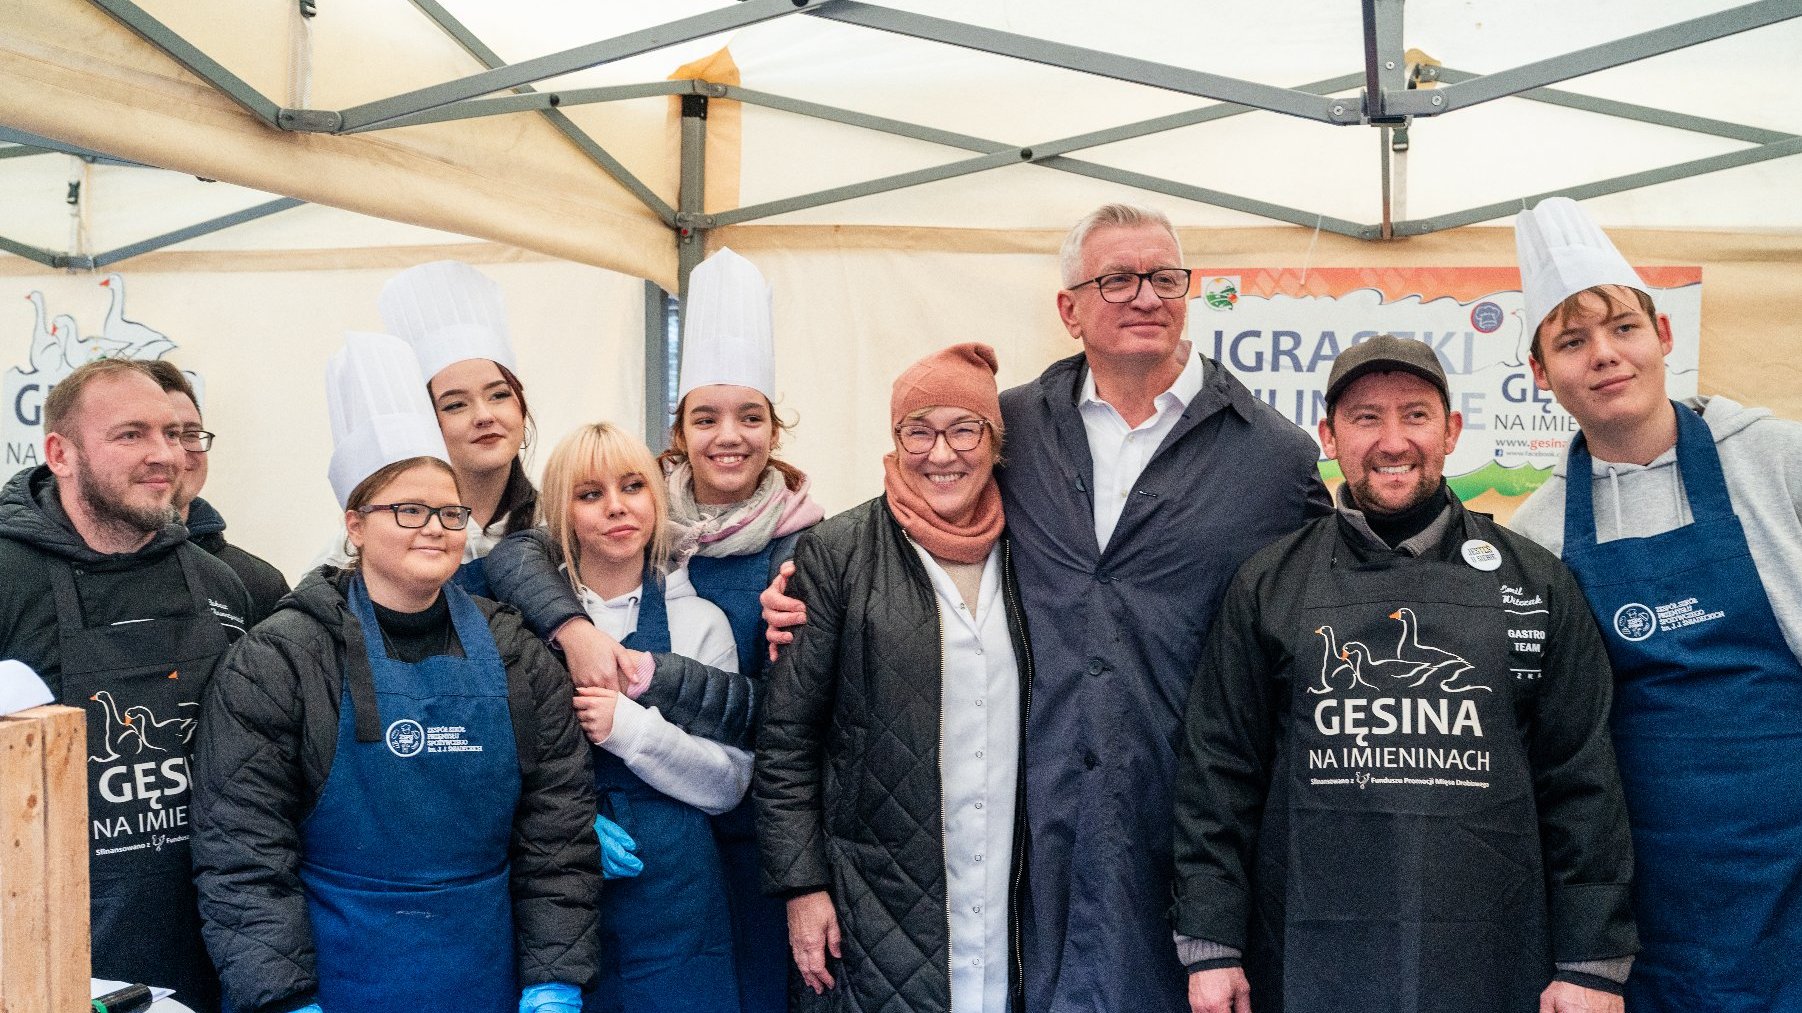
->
[6,0,1800,437]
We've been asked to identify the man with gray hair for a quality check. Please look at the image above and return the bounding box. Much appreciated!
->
[0,356,249,1012]
[766,203,1330,1011]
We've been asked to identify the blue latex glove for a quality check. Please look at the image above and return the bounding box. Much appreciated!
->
[519,982,581,1013]
[595,813,643,878]
[293,1005,323,1013]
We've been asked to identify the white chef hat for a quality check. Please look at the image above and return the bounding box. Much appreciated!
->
[379,261,516,383]
[326,331,451,508]
[678,248,775,402]
[1514,196,1649,335]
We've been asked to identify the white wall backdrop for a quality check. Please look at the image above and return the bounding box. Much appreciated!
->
[3,254,646,579]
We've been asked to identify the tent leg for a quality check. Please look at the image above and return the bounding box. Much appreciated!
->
[651,93,709,451]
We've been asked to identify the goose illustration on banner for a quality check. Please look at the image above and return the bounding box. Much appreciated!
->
[55,312,127,369]
[5,276,197,470]
[100,274,176,360]
[23,292,61,375]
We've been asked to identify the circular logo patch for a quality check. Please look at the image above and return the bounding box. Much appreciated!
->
[386,719,425,758]
[1470,301,1505,334]
[1613,603,1657,642]
[1460,539,1502,572]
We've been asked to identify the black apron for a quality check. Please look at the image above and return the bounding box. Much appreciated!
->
[1250,514,1548,1013]
[53,547,229,1013]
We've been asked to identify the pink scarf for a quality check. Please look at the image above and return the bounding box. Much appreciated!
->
[882,453,1004,565]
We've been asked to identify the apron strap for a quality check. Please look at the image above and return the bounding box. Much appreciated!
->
[620,562,675,655]
[442,583,538,781]
[1563,432,1602,552]
[45,559,85,644]
[342,575,386,743]
[1669,399,1736,521]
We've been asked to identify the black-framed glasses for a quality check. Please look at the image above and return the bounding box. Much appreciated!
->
[895,419,989,455]
[178,430,215,453]
[1067,269,1192,304]
[356,502,474,530]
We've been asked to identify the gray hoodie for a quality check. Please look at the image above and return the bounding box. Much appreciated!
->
[1508,396,1802,662]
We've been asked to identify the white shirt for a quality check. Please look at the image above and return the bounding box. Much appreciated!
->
[577,565,751,815]
[914,541,1020,1013]
[1078,344,1206,551]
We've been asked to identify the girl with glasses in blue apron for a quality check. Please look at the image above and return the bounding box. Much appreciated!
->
[192,333,598,1013]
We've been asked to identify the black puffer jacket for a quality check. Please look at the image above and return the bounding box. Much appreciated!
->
[186,497,290,628]
[191,566,600,1013]
[755,497,1034,1013]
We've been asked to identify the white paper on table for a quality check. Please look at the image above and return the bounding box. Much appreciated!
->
[90,978,177,1004]
[1,658,54,715]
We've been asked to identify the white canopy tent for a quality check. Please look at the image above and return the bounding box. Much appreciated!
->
[3,0,1801,575]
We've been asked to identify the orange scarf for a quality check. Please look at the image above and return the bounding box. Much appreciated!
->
[882,453,1004,565]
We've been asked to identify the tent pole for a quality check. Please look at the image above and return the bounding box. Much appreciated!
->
[650,93,709,452]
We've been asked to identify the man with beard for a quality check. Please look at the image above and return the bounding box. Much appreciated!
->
[143,360,290,626]
[1170,335,1637,1013]
[0,357,249,1013]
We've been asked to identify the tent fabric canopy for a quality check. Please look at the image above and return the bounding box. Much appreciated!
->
[4,1,1802,577]
[6,0,1802,279]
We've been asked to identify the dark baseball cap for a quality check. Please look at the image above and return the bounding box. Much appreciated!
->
[1324,334,1449,412]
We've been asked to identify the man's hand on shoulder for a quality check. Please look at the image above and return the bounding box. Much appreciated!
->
[1539,981,1623,1013]
[1188,967,1251,1013]
[760,560,806,662]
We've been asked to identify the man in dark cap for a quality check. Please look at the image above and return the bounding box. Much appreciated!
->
[1170,335,1637,1013]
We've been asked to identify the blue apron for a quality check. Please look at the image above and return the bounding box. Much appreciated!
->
[688,546,791,1013]
[588,567,738,1013]
[300,577,521,1013]
[688,546,776,679]
[1562,401,1802,1011]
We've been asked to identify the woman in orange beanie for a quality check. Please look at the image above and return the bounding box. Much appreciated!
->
[755,342,1032,1013]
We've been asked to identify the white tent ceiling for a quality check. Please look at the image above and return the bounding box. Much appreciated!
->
[5,0,1802,576]
[4,0,1802,284]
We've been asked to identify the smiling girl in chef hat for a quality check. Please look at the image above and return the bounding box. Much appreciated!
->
[193,331,597,1013]
[380,260,539,598]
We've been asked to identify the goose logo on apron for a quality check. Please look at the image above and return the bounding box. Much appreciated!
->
[1305,607,1497,790]
[386,719,426,758]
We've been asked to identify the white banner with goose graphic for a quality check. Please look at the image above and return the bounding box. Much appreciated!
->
[5,273,198,468]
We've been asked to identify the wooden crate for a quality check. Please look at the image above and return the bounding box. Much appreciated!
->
[0,705,89,1013]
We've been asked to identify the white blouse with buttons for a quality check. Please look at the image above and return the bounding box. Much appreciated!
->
[912,540,1021,1013]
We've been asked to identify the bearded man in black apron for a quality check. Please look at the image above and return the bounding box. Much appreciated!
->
[0,358,250,1013]
[1170,336,1638,1013]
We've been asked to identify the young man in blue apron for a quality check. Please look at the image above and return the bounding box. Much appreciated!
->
[1509,196,1802,1011]
[0,358,251,1013]
[1171,336,1638,1013]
